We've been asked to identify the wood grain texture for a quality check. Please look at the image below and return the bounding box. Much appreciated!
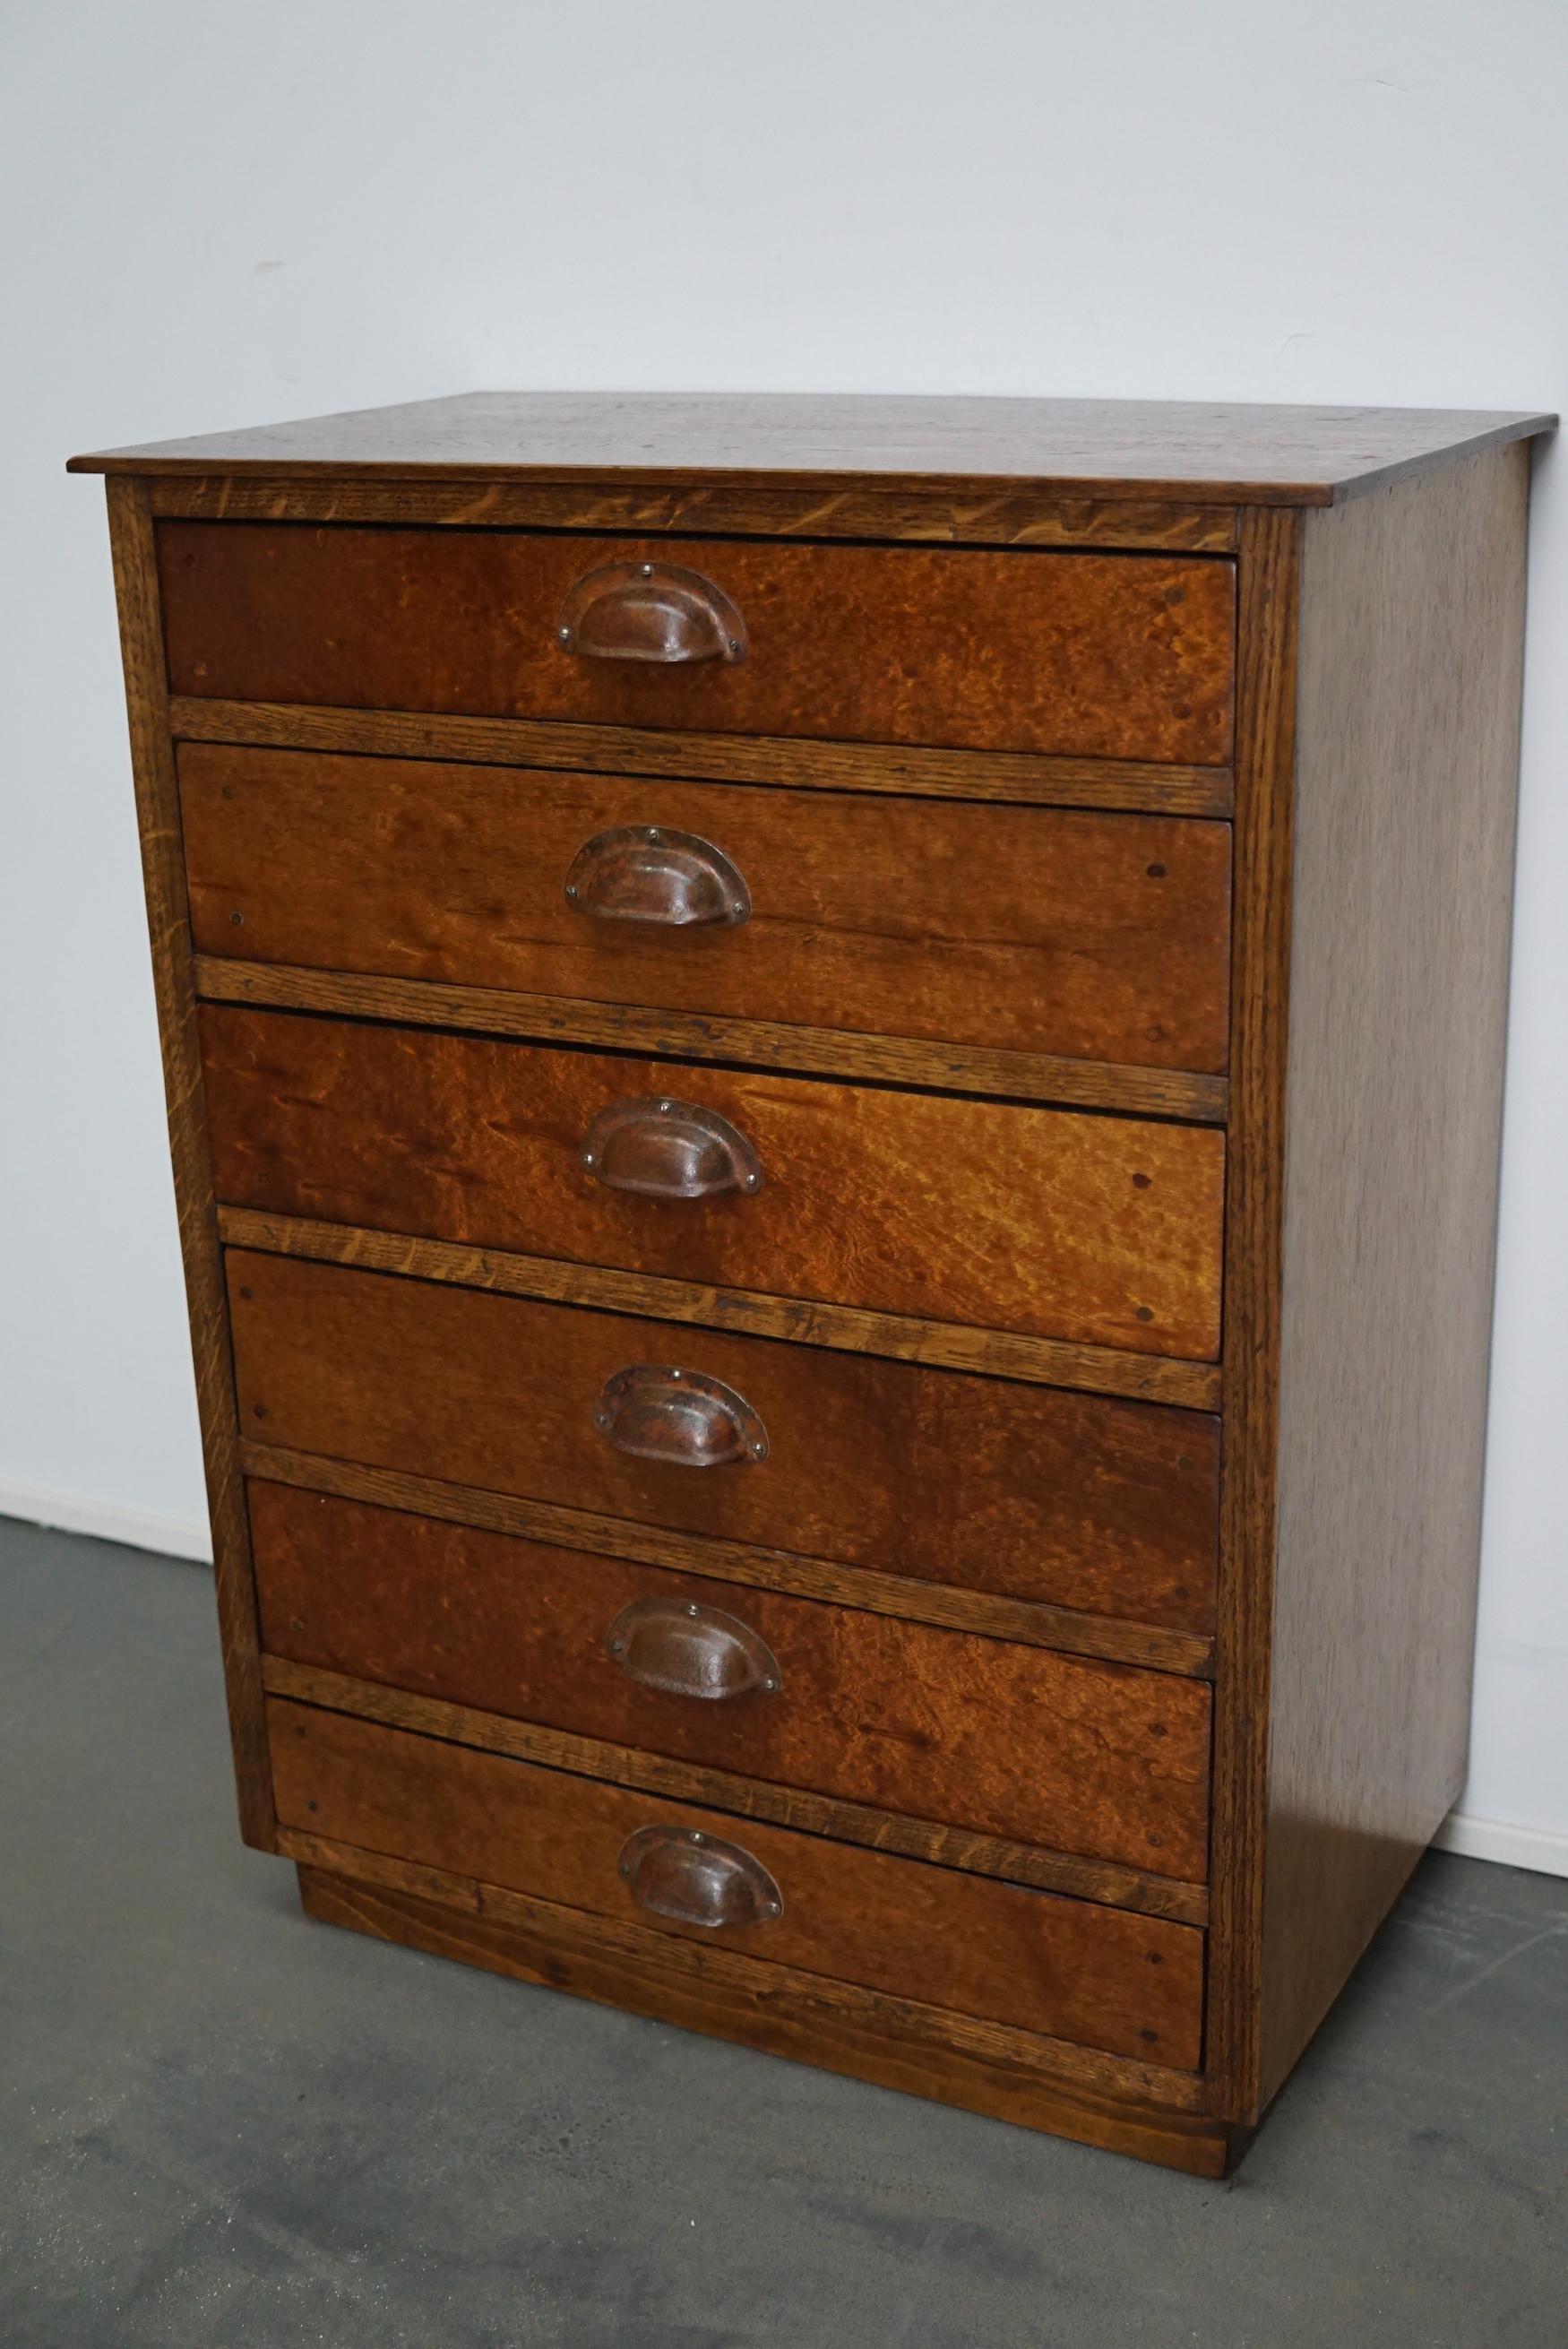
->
[252,1484,1212,1876]
[228,1252,1219,1639]
[243,1444,1217,1681]
[158,524,1236,768]
[170,696,1236,818]
[263,1654,1210,1924]
[1256,445,1531,2109]
[1203,506,1302,2122]
[194,957,1228,1125]
[294,1849,1236,2169]
[103,481,276,1852]
[71,387,1554,502]
[220,1206,1223,1409]
[200,1006,1228,1360]
[142,473,1238,551]
[268,1697,1203,2062]
[180,742,1233,1075]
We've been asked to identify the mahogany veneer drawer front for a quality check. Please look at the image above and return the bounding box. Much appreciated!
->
[268,1697,1205,2068]
[179,743,1233,1074]
[81,391,1551,2174]
[200,1006,1227,1360]
[251,1483,1212,1876]
[228,1252,1219,1637]
[158,523,1237,765]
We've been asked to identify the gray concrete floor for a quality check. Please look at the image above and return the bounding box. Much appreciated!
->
[2,1516,1564,2349]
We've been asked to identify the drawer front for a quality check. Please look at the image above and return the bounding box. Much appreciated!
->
[182,744,1233,1075]
[228,1253,1219,1638]
[252,1484,1212,1873]
[268,1697,1204,2064]
[159,523,1236,766]
[201,1007,1226,1360]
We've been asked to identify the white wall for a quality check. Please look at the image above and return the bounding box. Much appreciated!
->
[3,0,1564,1866]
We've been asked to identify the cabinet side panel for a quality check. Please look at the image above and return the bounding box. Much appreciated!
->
[1259,444,1529,2106]
[105,478,276,1849]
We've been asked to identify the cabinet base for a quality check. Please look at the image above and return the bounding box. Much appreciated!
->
[297,1861,1245,2178]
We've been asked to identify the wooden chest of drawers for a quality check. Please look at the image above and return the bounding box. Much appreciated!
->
[73,392,1553,2174]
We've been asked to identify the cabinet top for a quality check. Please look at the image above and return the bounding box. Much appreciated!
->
[69,390,1554,506]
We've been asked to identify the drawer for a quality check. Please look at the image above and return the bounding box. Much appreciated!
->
[228,1253,1219,1638]
[252,1484,1212,1874]
[182,744,1233,1075]
[268,1697,1205,2064]
[201,1007,1226,1360]
[159,523,1236,767]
